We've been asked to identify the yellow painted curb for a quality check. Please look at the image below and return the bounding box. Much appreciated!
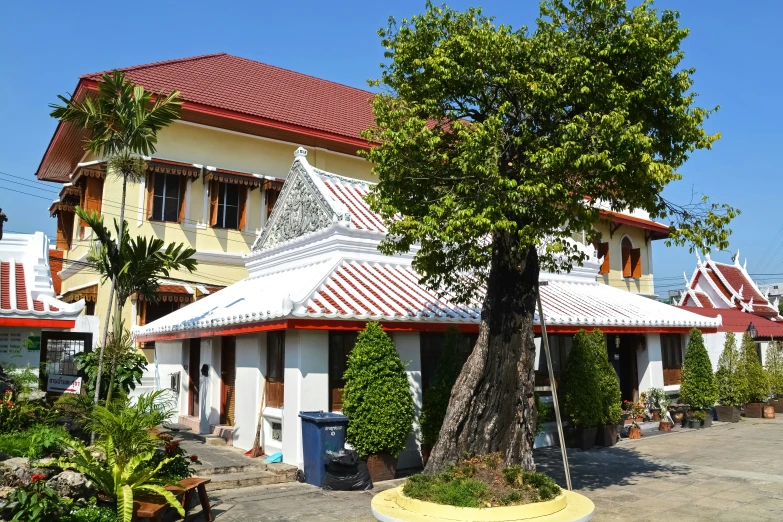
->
[371,486,595,522]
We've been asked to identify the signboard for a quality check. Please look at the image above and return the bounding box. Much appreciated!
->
[47,375,82,394]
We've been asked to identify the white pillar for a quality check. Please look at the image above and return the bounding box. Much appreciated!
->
[282,329,329,469]
[233,333,263,450]
[393,332,422,470]
[199,337,221,434]
[638,334,664,392]
[154,340,186,422]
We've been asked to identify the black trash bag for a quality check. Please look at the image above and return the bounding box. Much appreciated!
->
[322,450,373,491]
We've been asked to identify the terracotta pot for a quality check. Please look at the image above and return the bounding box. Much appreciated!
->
[764,405,776,419]
[628,427,642,439]
[651,409,661,422]
[420,443,432,466]
[745,402,765,418]
[715,405,741,423]
[365,453,396,482]
[658,421,673,433]
[595,425,619,447]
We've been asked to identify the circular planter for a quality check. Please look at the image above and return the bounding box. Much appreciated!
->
[628,427,642,439]
[763,405,776,419]
[745,402,765,419]
[371,486,594,522]
[715,405,741,423]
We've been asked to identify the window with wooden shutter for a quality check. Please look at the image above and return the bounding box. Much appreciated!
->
[238,186,248,230]
[266,331,285,408]
[621,237,633,278]
[220,337,237,426]
[146,172,155,220]
[329,331,358,411]
[631,248,642,278]
[594,241,610,275]
[211,182,241,229]
[662,334,683,385]
[149,173,182,223]
[79,177,104,238]
[178,178,188,223]
[56,211,74,250]
[209,181,219,227]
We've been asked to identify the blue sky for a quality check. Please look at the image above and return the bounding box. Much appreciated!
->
[1,1,780,296]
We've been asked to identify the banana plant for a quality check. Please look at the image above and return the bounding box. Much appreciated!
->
[54,436,184,522]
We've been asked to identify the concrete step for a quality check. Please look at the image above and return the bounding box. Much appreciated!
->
[207,467,298,491]
[197,461,291,477]
[203,435,228,446]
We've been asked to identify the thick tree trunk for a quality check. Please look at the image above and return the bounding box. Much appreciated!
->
[425,233,539,473]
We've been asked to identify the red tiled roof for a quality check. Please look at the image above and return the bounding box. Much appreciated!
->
[83,53,375,143]
[681,307,783,338]
[684,291,714,309]
[0,261,49,313]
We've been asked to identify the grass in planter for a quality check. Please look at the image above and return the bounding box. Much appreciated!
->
[403,454,560,508]
[0,425,71,459]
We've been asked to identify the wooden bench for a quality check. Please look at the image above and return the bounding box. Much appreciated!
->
[133,477,213,522]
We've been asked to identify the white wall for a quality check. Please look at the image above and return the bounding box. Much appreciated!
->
[233,333,263,450]
[155,340,186,422]
[703,331,727,372]
[393,332,423,470]
[638,334,664,392]
[282,329,329,468]
[199,337,221,434]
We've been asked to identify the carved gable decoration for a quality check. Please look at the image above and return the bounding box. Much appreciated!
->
[253,159,348,251]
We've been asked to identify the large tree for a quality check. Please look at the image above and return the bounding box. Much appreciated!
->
[363,0,737,472]
[51,71,182,404]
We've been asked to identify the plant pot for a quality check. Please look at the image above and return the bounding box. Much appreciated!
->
[366,453,397,482]
[595,425,619,447]
[688,419,702,429]
[745,402,765,418]
[628,427,642,439]
[672,411,685,427]
[574,427,598,451]
[702,409,713,428]
[772,398,783,414]
[651,409,661,422]
[420,443,432,466]
[715,405,741,423]
[621,412,632,425]
[635,415,644,423]
[764,405,776,419]
[658,421,673,433]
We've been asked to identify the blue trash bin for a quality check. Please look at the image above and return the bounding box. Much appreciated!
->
[299,411,349,487]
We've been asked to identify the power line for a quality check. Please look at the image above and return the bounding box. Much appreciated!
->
[0,173,60,195]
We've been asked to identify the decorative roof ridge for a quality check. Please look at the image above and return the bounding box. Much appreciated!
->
[709,256,773,309]
[695,263,735,308]
[81,53,228,79]
[312,167,375,187]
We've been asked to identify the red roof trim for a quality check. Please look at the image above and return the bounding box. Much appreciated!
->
[0,318,76,328]
[599,210,670,238]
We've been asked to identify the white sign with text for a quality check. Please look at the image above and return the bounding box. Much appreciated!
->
[47,375,82,394]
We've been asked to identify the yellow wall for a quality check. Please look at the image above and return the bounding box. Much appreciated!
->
[58,121,373,338]
[593,221,656,296]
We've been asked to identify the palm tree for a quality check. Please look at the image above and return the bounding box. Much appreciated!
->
[50,71,182,405]
[77,207,196,403]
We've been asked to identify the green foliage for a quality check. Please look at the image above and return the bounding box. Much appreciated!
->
[692,410,705,422]
[420,327,468,445]
[147,438,202,482]
[342,322,414,457]
[646,388,666,410]
[1,475,71,522]
[362,0,737,305]
[55,393,95,433]
[765,341,783,398]
[3,363,40,396]
[0,393,57,434]
[534,394,553,437]
[561,330,602,429]
[715,332,746,407]
[591,330,622,425]
[64,504,121,522]
[53,437,184,522]
[502,467,561,502]
[404,473,488,508]
[27,425,72,459]
[76,350,147,401]
[679,329,718,410]
[740,333,769,403]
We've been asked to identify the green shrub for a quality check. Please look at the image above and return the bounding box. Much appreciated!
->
[0,425,72,459]
[420,327,467,445]
[534,394,553,436]
[0,394,57,434]
[765,341,783,398]
[561,330,602,429]
[343,322,414,457]
[740,333,769,403]
[0,475,71,522]
[679,329,718,410]
[147,438,202,482]
[76,350,147,401]
[64,504,121,522]
[715,332,746,407]
[646,387,666,410]
[591,330,622,425]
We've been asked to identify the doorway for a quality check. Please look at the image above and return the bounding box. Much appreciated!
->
[220,337,236,426]
[188,339,200,417]
[607,334,640,403]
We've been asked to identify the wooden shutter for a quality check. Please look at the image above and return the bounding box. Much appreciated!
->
[597,242,610,275]
[238,186,248,230]
[178,178,188,223]
[622,243,632,278]
[209,181,219,227]
[84,177,104,215]
[631,248,642,278]
[220,337,236,426]
[146,172,155,220]
[56,212,74,250]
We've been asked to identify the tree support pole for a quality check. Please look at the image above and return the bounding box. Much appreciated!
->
[537,281,572,491]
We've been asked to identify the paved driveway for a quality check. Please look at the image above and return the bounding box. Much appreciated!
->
[206,417,783,521]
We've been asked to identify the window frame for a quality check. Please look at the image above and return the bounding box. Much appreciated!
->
[148,172,185,223]
[266,331,285,408]
[328,331,358,412]
[661,334,683,385]
[621,237,642,279]
[210,181,247,230]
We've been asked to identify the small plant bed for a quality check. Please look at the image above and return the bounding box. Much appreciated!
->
[403,455,560,508]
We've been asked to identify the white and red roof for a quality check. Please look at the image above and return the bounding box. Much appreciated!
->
[135,149,719,341]
[679,252,781,319]
[0,233,84,327]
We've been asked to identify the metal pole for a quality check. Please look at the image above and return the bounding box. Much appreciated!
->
[537,281,572,491]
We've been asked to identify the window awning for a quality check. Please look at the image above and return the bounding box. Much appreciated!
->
[49,202,77,217]
[204,167,279,189]
[137,284,195,304]
[147,158,201,179]
[61,284,98,303]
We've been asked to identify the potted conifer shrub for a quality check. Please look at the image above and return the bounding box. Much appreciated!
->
[343,322,415,482]
[561,330,602,450]
[679,329,718,428]
[715,332,745,422]
[740,333,770,419]
[765,341,783,413]
[590,330,622,447]
[419,327,467,465]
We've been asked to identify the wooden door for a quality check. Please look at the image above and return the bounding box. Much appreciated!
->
[188,339,200,417]
[220,337,236,426]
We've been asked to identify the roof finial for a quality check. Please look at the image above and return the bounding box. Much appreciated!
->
[744,258,748,271]
[734,249,741,266]
[294,146,308,158]
[738,284,744,299]
[683,271,689,287]
[696,251,702,266]
[748,297,754,311]
[775,297,780,310]
[704,251,711,262]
